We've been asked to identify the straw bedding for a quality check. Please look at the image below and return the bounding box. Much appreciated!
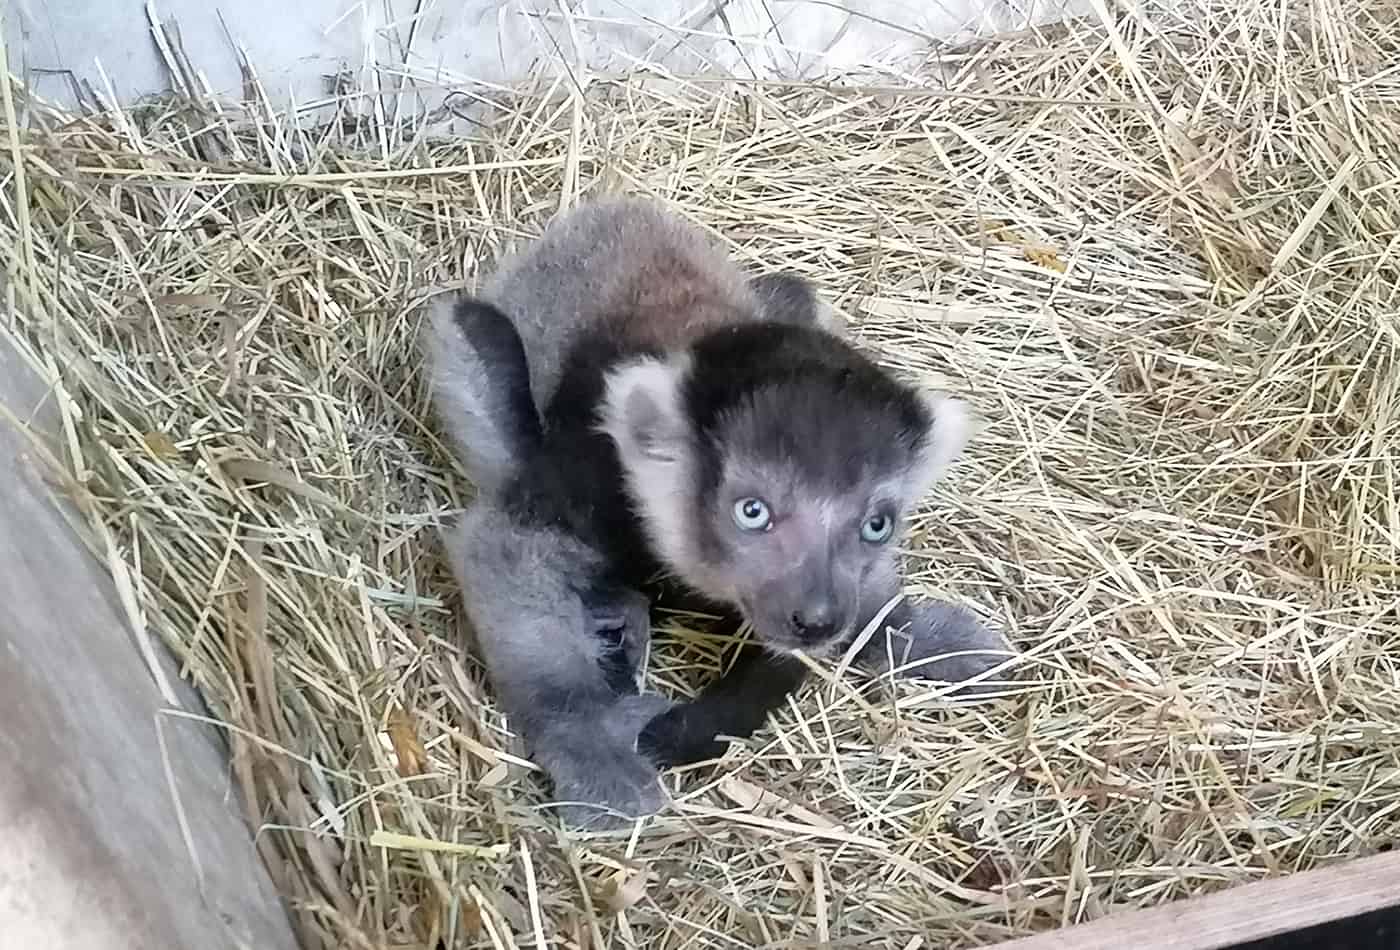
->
[2,0,1398,946]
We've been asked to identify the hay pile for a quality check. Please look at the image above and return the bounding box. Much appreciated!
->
[3,0,1398,946]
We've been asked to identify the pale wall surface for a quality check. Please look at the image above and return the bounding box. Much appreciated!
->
[8,0,1090,116]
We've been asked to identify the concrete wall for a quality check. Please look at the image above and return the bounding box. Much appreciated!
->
[8,0,1089,116]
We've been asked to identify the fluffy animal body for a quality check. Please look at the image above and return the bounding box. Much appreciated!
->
[425,197,1010,826]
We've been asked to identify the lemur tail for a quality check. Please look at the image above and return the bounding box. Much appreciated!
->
[422,294,542,494]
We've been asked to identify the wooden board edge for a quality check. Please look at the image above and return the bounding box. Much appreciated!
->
[981,851,1400,950]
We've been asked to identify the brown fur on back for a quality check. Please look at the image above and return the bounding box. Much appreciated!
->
[479,197,762,410]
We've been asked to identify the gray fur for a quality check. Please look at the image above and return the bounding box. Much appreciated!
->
[597,339,971,656]
[847,559,1014,688]
[443,503,665,828]
[855,601,1013,693]
[423,297,519,493]
[479,196,844,412]
[427,196,1012,824]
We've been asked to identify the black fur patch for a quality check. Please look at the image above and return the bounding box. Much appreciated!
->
[448,296,544,460]
[468,311,655,584]
[576,582,644,696]
[522,334,668,587]
[637,644,810,766]
[596,642,640,696]
[749,273,825,327]
[683,322,932,496]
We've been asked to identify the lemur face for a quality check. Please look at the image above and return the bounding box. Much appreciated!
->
[600,322,969,654]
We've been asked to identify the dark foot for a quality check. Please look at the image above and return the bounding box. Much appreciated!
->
[637,648,809,768]
[636,703,729,767]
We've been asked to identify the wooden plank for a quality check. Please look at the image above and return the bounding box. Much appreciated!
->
[0,332,298,950]
[984,851,1400,950]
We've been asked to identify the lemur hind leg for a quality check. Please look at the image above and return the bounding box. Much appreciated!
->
[444,502,669,828]
[426,292,653,695]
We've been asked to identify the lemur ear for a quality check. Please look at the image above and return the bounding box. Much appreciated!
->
[907,392,971,498]
[748,272,845,336]
[598,356,689,464]
[597,356,697,572]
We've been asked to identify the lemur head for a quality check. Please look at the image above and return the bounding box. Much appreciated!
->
[599,322,970,655]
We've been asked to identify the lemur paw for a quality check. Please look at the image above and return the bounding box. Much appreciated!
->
[536,694,674,830]
[552,759,667,830]
[636,703,730,768]
[858,601,1016,696]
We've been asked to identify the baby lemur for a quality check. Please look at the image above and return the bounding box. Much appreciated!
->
[425,197,1011,827]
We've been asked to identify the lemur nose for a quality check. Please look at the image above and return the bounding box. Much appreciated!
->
[791,610,838,643]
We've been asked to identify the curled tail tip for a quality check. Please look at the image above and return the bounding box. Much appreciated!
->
[419,290,541,495]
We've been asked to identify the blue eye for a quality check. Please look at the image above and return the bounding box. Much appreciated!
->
[861,513,894,543]
[732,497,772,531]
